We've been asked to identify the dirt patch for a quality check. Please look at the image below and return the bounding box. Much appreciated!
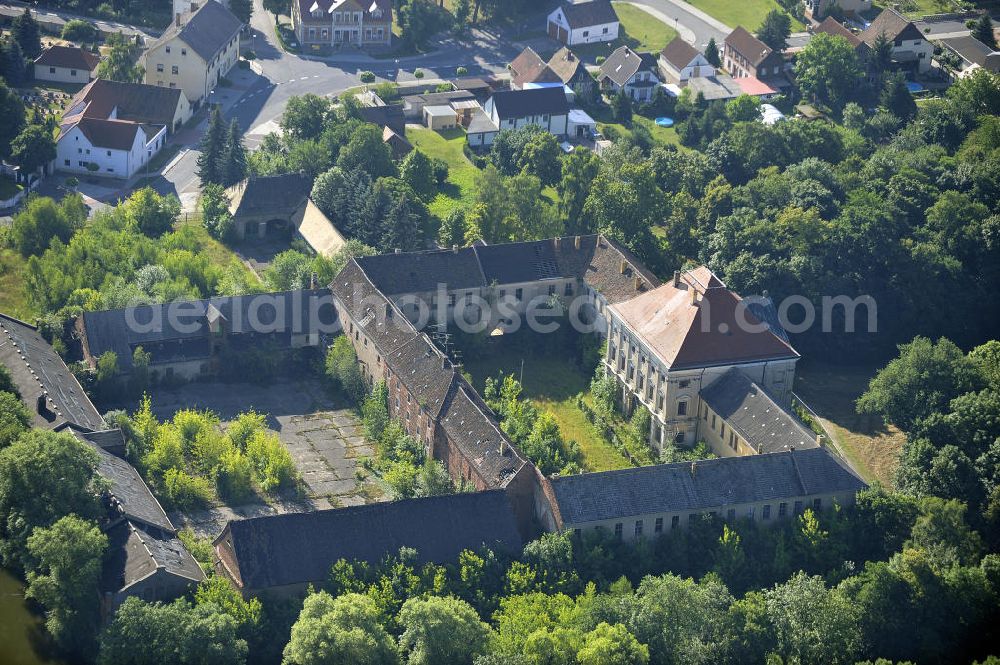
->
[795,360,905,487]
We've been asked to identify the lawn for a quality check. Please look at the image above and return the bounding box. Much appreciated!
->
[873,0,964,18]
[685,0,804,31]
[0,249,35,321]
[588,102,682,148]
[794,359,905,487]
[405,126,480,219]
[461,348,632,472]
[572,3,677,60]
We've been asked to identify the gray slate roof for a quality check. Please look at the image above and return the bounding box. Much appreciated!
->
[384,334,456,420]
[81,290,336,369]
[94,441,176,533]
[700,369,817,454]
[229,173,312,220]
[102,520,204,594]
[488,87,569,120]
[217,490,523,589]
[0,313,104,431]
[150,0,242,62]
[558,0,619,29]
[599,46,654,87]
[355,248,486,295]
[550,447,866,525]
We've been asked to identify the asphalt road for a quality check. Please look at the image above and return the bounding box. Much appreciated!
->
[628,0,729,50]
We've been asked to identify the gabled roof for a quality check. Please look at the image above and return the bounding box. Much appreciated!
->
[383,334,456,420]
[102,520,204,595]
[67,79,185,128]
[510,47,563,88]
[227,173,312,220]
[547,47,588,85]
[700,369,817,454]
[549,447,866,525]
[939,35,1000,67]
[660,36,701,70]
[358,103,406,136]
[814,16,862,48]
[599,46,654,87]
[725,26,774,66]
[148,0,242,62]
[71,117,145,151]
[355,248,486,295]
[215,491,523,589]
[608,266,798,370]
[556,0,619,29]
[860,7,925,47]
[0,313,105,431]
[488,87,569,119]
[34,45,100,71]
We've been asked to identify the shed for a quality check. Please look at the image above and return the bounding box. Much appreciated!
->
[423,104,458,130]
[567,108,597,139]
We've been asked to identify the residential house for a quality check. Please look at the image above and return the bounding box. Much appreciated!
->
[659,36,715,84]
[724,26,785,79]
[814,15,865,51]
[547,0,619,46]
[547,47,595,99]
[33,45,100,84]
[509,47,562,90]
[77,290,338,381]
[65,78,192,134]
[466,108,500,148]
[939,35,1000,77]
[0,313,204,619]
[598,46,659,101]
[292,0,393,50]
[803,0,871,20]
[483,87,569,135]
[604,266,803,450]
[142,0,242,106]
[859,7,933,74]
[55,116,165,179]
[537,447,866,539]
[174,0,230,13]
[214,491,524,594]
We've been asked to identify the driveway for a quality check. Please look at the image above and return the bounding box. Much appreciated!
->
[626,0,729,49]
[141,379,381,539]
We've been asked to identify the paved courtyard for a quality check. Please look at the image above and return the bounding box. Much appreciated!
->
[144,378,380,538]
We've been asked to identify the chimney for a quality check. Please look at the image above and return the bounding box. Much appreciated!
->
[500,439,507,456]
[619,259,626,274]
[690,288,698,305]
[394,248,402,254]
[384,302,392,318]
[442,356,449,369]
[673,270,680,287]
[690,461,697,476]
[634,276,641,291]
[452,244,459,253]
[175,12,181,26]
[574,235,581,249]
[817,434,825,447]
[554,237,561,249]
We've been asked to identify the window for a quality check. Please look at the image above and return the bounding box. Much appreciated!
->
[181,48,187,55]
[688,513,698,525]
[106,150,111,156]
[679,379,690,388]
[166,46,171,53]
[726,508,736,521]
[813,498,822,510]
[703,405,708,421]
[720,423,726,438]
[762,504,771,520]
[603,26,609,33]
[583,30,589,37]
[656,392,664,410]
[747,507,755,520]
[49,66,56,73]
[547,284,555,295]
[171,65,179,75]
[614,523,623,540]
[654,517,663,533]
[634,520,643,537]
[157,63,164,72]
[573,528,581,537]
[674,432,685,444]
[564,283,573,296]
[794,500,804,515]
[64,159,70,166]
[711,414,716,429]
[515,288,523,300]
[677,401,687,416]
[670,515,679,530]
[778,502,787,518]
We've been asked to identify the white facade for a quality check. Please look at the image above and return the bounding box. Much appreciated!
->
[34,62,96,84]
[143,28,240,106]
[57,123,166,179]
[893,36,935,73]
[659,52,715,84]
[173,0,229,14]
[485,102,568,136]
[546,6,619,45]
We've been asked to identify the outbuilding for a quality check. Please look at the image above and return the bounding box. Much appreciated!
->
[423,104,457,130]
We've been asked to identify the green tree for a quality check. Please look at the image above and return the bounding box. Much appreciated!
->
[704,37,720,67]
[61,19,98,42]
[613,90,633,123]
[726,94,762,122]
[794,33,861,111]
[229,0,253,23]
[519,131,562,186]
[326,336,366,404]
[98,597,248,665]
[12,8,41,59]
[857,337,985,431]
[0,78,27,161]
[439,208,467,247]
[10,195,77,257]
[194,576,262,639]
[122,187,181,237]
[10,124,56,174]
[577,623,649,665]
[453,0,471,31]
[881,72,917,121]
[25,515,107,654]
[400,149,437,201]
[398,595,490,665]
[198,106,227,186]
[281,94,332,141]
[222,120,248,187]
[200,183,234,240]
[557,148,600,233]
[756,9,792,51]
[0,430,102,570]
[337,124,396,179]
[1,39,29,86]
[284,590,399,665]
[0,392,30,448]
[263,0,286,23]
[973,14,996,49]
[96,34,143,82]
[398,0,438,49]
[763,572,861,665]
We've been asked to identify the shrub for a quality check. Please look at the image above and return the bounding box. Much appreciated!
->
[596,56,605,64]
[360,70,376,83]
[163,468,213,511]
[215,448,254,503]
[86,162,100,172]
[373,81,399,100]
[414,69,424,79]
[456,66,468,76]
[61,19,98,42]
[246,430,296,493]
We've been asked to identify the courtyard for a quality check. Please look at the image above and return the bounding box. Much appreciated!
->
[143,378,381,537]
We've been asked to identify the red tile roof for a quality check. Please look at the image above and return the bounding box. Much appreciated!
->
[34,45,100,71]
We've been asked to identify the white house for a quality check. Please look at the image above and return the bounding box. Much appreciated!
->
[546,0,619,46]
[598,46,660,102]
[860,8,934,74]
[483,88,569,136]
[658,36,715,84]
[57,117,165,179]
[173,0,229,14]
[33,46,100,84]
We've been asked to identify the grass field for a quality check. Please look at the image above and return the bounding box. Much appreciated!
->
[572,3,678,60]
[405,127,480,219]
[794,360,905,487]
[0,249,34,321]
[873,0,964,18]
[686,0,804,31]
[462,350,632,472]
